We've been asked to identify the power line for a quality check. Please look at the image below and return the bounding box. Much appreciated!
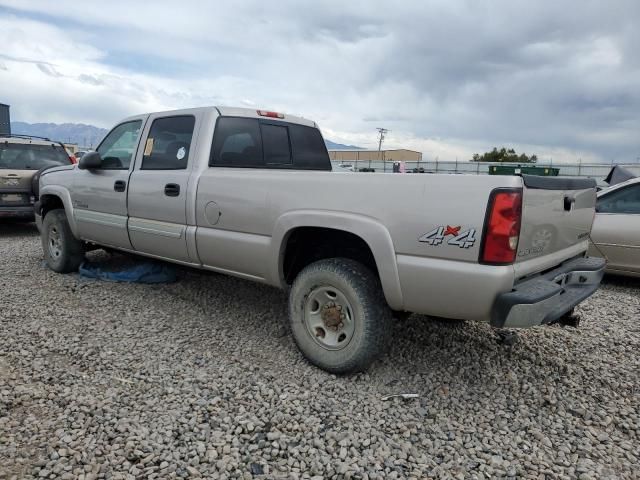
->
[376,128,389,151]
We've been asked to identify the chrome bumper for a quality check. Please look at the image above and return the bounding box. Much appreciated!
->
[491,256,606,328]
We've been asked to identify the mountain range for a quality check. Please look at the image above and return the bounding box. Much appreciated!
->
[323,139,363,150]
[10,121,362,151]
[11,122,108,148]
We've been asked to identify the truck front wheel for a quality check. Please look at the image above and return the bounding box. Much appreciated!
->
[288,258,392,373]
[41,209,85,273]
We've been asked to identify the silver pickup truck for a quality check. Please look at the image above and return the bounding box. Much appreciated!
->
[35,106,605,373]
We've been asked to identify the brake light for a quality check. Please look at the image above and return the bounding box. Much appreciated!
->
[69,155,77,164]
[480,189,522,264]
[257,110,284,119]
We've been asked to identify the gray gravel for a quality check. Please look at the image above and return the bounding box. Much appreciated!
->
[1,221,638,480]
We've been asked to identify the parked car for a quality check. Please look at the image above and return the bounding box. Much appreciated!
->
[589,176,640,277]
[35,106,604,372]
[334,163,354,172]
[0,134,75,220]
[74,151,87,161]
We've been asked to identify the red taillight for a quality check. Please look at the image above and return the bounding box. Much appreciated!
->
[69,155,77,164]
[480,189,522,265]
[257,110,284,119]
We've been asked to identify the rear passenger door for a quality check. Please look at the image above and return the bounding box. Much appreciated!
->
[127,114,198,263]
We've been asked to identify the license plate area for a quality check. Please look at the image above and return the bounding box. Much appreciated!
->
[0,193,29,204]
[553,273,568,286]
[553,271,594,287]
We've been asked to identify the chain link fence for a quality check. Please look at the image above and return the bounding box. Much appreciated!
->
[332,159,640,179]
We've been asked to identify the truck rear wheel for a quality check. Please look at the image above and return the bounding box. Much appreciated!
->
[288,258,392,373]
[41,209,85,273]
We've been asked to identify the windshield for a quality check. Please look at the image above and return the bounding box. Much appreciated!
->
[0,143,70,170]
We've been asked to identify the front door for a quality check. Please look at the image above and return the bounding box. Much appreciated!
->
[73,118,146,249]
[591,183,640,274]
[126,113,198,263]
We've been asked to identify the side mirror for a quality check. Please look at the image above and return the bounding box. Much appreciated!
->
[78,151,102,170]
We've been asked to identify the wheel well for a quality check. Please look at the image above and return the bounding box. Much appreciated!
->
[39,194,64,218]
[282,227,378,284]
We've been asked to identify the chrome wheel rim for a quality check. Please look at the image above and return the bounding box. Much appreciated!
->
[304,286,355,350]
[48,225,62,259]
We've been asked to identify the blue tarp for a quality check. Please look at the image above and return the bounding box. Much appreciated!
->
[78,260,177,283]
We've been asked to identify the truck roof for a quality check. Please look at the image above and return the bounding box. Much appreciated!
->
[124,106,317,129]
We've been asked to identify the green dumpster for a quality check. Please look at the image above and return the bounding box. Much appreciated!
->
[488,165,559,176]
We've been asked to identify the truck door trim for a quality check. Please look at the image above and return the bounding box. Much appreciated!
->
[128,217,184,239]
[74,209,127,228]
[595,242,640,249]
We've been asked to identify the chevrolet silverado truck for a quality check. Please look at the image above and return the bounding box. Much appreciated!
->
[35,107,605,373]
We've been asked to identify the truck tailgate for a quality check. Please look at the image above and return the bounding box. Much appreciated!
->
[517,175,597,265]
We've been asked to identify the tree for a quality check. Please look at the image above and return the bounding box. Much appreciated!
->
[471,147,537,163]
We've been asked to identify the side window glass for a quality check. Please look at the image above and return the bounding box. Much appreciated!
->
[290,124,330,170]
[261,124,291,165]
[597,185,640,214]
[211,118,263,167]
[97,120,142,169]
[142,116,195,170]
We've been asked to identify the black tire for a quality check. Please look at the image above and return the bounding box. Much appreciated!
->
[392,310,413,321]
[288,258,393,373]
[41,209,85,273]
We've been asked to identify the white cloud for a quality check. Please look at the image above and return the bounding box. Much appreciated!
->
[0,1,639,163]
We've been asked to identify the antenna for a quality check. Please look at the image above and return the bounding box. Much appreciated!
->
[376,128,389,151]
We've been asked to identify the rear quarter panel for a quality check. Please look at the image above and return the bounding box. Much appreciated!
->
[195,170,522,317]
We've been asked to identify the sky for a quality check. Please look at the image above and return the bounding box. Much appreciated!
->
[0,0,638,163]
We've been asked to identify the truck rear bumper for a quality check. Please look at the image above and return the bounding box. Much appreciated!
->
[491,256,606,328]
[0,205,35,219]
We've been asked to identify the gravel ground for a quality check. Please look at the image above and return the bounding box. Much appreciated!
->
[0,221,638,480]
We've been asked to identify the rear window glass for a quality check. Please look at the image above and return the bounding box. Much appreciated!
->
[210,117,330,170]
[290,124,330,169]
[261,124,291,165]
[0,143,70,170]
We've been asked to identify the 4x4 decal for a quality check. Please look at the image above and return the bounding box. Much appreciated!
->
[419,225,477,248]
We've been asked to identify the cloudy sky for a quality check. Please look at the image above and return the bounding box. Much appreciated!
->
[0,1,638,163]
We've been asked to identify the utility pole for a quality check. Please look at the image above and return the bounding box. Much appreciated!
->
[376,128,389,151]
